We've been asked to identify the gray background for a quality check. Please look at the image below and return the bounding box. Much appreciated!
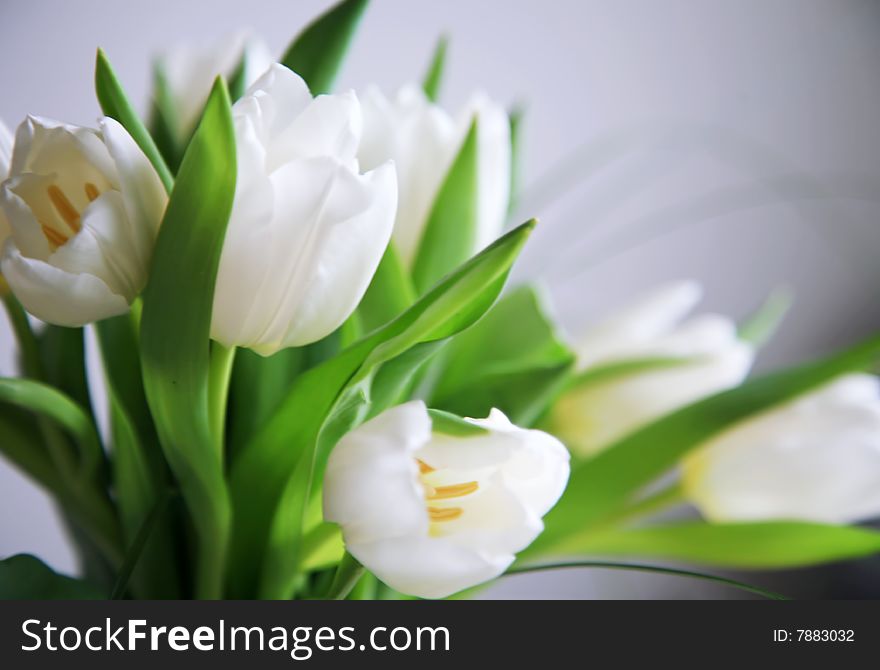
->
[2,0,879,598]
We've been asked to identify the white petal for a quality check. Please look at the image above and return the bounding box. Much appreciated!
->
[350,534,512,599]
[324,401,432,545]
[51,191,144,301]
[237,63,312,145]
[683,374,880,524]
[0,118,12,179]
[576,280,703,366]
[358,84,458,267]
[1,238,128,326]
[554,341,752,456]
[266,91,361,171]
[100,117,167,239]
[216,157,395,353]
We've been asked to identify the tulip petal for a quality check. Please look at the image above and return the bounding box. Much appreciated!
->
[267,91,361,173]
[351,535,513,599]
[1,239,128,326]
[684,374,880,524]
[100,116,168,239]
[324,402,432,545]
[234,157,396,353]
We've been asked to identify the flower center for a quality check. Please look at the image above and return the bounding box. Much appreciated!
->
[40,183,101,250]
[417,459,478,524]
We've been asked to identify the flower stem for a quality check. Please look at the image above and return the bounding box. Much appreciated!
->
[2,294,44,379]
[208,342,236,459]
[325,552,364,600]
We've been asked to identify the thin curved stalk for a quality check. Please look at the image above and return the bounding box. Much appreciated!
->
[505,560,788,600]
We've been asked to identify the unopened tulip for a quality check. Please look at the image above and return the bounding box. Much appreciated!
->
[683,374,880,524]
[159,32,273,144]
[0,116,167,325]
[549,281,753,456]
[358,85,510,267]
[210,64,397,354]
[323,401,570,599]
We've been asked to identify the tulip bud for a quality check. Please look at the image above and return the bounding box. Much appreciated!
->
[323,401,570,599]
[683,373,880,524]
[210,64,397,354]
[159,32,273,145]
[357,85,510,268]
[548,281,753,456]
[0,118,12,296]
[0,116,168,325]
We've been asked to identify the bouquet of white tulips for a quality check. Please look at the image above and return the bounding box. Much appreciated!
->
[2,0,880,601]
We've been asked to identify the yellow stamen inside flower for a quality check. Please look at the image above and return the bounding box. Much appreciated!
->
[428,507,463,522]
[47,185,81,233]
[427,481,479,500]
[41,224,69,250]
[417,459,435,474]
[84,182,100,202]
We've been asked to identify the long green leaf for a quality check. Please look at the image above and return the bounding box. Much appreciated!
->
[140,78,236,599]
[530,333,880,554]
[148,63,182,174]
[95,49,173,193]
[547,521,880,569]
[412,119,479,294]
[228,221,535,598]
[280,0,369,94]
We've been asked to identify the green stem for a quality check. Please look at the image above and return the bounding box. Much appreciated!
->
[110,490,174,599]
[505,560,788,600]
[325,552,365,600]
[2,294,44,379]
[208,342,236,458]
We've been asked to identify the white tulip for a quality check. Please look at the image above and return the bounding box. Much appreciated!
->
[683,374,880,524]
[0,116,168,326]
[323,400,570,599]
[358,85,510,268]
[549,281,754,456]
[210,64,397,355]
[0,118,11,180]
[160,32,273,144]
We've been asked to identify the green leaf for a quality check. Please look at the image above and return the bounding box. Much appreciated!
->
[422,35,448,102]
[0,378,102,479]
[529,333,880,555]
[147,63,182,174]
[356,242,416,333]
[0,404,60,492]
[0,555,103,599]
[412,119,479,294]
[429,284,575,425]
[280,0,369,94]
[228,221,535,598]
[140,78,236,599]
[428,409,489,436]
[95,48,173,193]
[548,521,880,569]
[739,287,793,348]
